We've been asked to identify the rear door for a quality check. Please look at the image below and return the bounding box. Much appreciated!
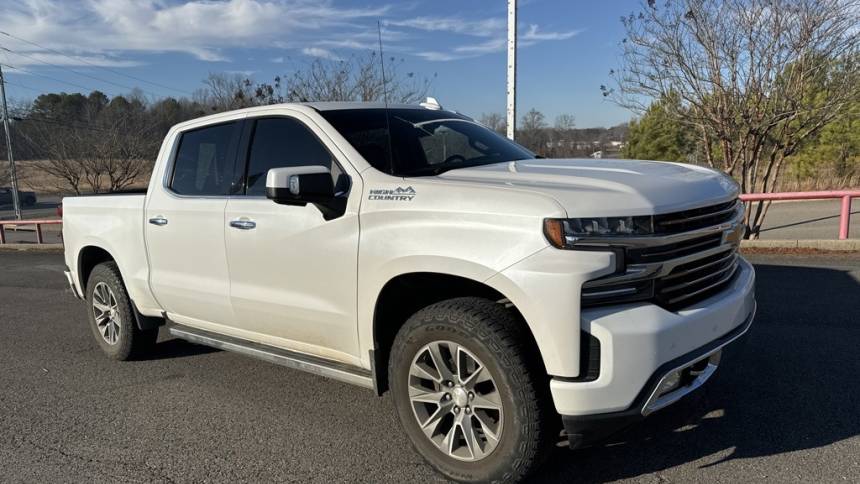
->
[145,120,243,327]
[223,114,362,362]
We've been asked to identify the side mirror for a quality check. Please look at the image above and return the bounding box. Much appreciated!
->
[266,166,334,205]
[266,166,345,220]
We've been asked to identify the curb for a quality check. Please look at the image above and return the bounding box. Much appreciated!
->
[741,239,860,251]
[0,244,64,252]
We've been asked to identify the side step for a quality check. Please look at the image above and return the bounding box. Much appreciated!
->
[167,324,374,390]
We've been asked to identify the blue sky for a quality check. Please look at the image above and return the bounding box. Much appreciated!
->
[0,0,640,128]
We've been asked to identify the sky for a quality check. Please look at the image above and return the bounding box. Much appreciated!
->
[0,0,641,128]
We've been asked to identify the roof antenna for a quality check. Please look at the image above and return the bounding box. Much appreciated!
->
[377,20,396,174]
[377,20,390,109]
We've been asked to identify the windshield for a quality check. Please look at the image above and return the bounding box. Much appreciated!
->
[319,108,534,176]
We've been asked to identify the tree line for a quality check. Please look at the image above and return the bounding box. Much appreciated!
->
[607,0,859,237]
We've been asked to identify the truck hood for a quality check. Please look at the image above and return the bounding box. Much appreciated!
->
[434,158,739,217]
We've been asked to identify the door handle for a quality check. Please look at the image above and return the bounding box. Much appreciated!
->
[148,216,168,226]
[229,219,256,230]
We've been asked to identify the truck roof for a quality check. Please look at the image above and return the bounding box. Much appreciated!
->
[300,102,426,111]
[169,100,453,132]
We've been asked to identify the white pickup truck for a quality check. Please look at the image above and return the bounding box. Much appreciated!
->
[62,101,755,483]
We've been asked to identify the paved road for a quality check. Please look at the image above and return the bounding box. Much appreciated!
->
[756,199,859,240]
[0,252,858,483]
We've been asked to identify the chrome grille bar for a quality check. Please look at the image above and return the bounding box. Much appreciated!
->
[580,199,744,311]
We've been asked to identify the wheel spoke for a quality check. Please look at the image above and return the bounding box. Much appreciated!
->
[427,342,455,382]
[471,391,502,411]
[409,388,447,405]
[419,403,449,439]
[410,358,441,382]
[472,411,500,444]
[93,301,111,315]
[461,365,491,389]
[442,422,459,455]
[460,416,484,460]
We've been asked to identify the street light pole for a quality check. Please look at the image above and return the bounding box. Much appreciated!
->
[506,0,517,141]
[0,64,22,219]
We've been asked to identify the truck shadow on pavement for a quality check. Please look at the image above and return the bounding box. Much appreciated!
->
[146,337,221,360]
[532,262,860,482]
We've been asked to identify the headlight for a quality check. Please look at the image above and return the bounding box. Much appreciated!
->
[544,216,654,248]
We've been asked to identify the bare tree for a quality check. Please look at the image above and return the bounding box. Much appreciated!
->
[554,114,576,131]
[195,73,257,112]
[604,0,860,237]
[249,53,433,105]
[518,108,548,153]
[479,113,506,135]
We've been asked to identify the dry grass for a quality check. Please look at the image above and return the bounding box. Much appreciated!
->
[9,159,151,195]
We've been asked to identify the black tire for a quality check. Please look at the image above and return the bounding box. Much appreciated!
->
[23,196,36,207]
[85,261,158,360]
[389,297,553,483]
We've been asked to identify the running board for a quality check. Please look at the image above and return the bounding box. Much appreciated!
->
[167,324,374,390]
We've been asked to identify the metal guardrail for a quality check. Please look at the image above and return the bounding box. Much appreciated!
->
[0,219,61,244]
[740,190,860,240]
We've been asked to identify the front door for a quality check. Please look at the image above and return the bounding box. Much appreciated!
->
[224,115,361,363]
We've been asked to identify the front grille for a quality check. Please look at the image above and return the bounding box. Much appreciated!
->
[654,248,739,309]
[653,199,739,234]
[628,233,723,264]
[581,199,743,311]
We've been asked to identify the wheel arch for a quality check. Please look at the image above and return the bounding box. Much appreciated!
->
[370,271,545,395]
[77,245,117,291]
[76,245,163,331]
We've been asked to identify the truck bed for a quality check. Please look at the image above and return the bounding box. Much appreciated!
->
[62,193,155,314]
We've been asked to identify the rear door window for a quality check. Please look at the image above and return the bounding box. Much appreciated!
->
[170,122,241,196]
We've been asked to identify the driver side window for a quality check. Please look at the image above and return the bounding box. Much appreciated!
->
[244,117,340,196]
[418,125,485,165]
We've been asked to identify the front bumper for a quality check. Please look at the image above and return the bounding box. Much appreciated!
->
[552,257,755,448]
[561,307,753,448]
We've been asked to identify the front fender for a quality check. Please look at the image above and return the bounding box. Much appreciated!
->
[486,247,616,377]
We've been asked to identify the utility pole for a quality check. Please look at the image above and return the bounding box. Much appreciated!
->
[0,64,21,219]
[506,0,517,141]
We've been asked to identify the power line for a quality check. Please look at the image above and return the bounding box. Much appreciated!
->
[0,62,111,95]
[0,79,44,94]
[0,30,193,97]
[0,46,142,95]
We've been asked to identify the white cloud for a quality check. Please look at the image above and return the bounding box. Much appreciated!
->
[387,17,505,37]
[0,1,582,68]
[317,39,378,51]
[301,47,342,61]
[454,38,506,55]
[521,24,582,41]
[415,51,461,62]
[0,0,391,63]
[393,15,581,62]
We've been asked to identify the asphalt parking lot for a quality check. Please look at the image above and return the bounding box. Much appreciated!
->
[1,251,858,483]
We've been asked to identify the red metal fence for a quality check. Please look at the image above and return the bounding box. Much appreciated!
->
[0,219,62,244]
[739,190,860,240]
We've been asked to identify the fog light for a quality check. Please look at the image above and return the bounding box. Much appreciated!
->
[656,370,682,396]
